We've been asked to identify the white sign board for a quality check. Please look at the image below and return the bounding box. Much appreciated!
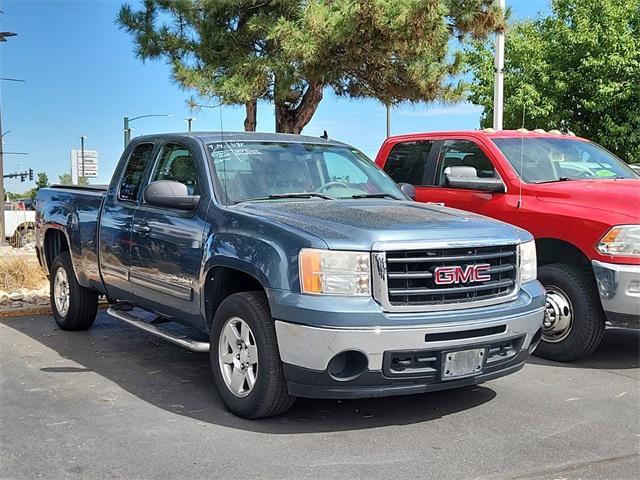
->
[70,149,99,184]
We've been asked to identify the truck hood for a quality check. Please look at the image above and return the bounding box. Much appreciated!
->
[533,179,640,221]
[236,199,528,250]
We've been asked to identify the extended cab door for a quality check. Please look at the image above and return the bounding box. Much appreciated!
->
[99,142,156,302]
[129,140,209,327]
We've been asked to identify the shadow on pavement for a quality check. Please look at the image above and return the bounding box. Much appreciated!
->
[2,312,497,434]
[527,327,639,370]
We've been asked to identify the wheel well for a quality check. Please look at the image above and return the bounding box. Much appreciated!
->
[43,229,70,270]
[204,266,266,329]
[536,238,591,272]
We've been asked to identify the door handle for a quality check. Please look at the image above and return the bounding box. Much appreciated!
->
[132,223,151,234]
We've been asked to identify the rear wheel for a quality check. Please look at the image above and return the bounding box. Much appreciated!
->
[12,227,35,248]
[210,292,294,419]
[535,263,605,362]
[50,252,98,331]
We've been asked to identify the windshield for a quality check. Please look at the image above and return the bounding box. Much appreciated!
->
[207,142,405,204]
[492,137,638,183]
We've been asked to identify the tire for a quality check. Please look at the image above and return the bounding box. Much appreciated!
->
[209,292,295,419]
[535,263,605,362]
[50,252,98,331]
[12,227,35,248]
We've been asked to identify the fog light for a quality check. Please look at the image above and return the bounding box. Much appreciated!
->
[327,350,368,381]
[627,280,640,296]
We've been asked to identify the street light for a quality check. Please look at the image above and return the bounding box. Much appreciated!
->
[0,29,24,243]
[79,136,87,184]
[185,117,196,132]
[123,114,172,148]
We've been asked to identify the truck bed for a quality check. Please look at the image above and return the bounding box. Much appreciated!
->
[36,186,107,293]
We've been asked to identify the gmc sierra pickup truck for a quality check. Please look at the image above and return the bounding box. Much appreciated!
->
[36,132,545,419]
[376,129,639,362]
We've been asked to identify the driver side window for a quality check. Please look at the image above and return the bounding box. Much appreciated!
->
[437,140,497,186]
[151,144,200,196]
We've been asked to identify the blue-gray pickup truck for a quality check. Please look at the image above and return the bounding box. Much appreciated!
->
[35,132,545,418]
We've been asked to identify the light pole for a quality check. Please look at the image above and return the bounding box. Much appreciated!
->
[493,0,506,130]
[79,136,87,184]
[185,117,196,132]
[386,104,391,138]
[0,27,24,243]
[123,114,172,148]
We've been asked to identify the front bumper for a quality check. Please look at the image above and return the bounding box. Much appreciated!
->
[592,260,640,327]
[275,305,545,399]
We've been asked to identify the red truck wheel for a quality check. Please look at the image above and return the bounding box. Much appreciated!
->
[535,263,605,362]
[50,252,98,331]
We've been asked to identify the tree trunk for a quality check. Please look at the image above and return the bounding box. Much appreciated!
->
[244,100,257,131]
[275,81,324,134]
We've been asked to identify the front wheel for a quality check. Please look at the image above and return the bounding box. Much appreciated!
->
[535,263,605,362]
[209,292,294,419]
[50,252,98,331]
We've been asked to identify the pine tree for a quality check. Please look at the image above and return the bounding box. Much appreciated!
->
[118,0,504,133]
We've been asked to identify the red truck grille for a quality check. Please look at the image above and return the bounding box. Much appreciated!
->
[383,245,518,308]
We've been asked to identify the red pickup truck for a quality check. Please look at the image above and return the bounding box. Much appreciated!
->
[375,129,640,361]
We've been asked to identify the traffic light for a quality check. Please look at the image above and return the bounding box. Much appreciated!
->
[29,168,34,181]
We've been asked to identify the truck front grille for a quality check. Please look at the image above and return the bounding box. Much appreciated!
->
[380,245,518,309]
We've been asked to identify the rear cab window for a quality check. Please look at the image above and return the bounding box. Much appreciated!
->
[383,141,435,185]
[119,143,155,202]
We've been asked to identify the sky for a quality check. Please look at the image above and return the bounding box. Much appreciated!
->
[1,0,550,193]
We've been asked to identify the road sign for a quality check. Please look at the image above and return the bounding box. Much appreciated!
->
[70,149,98,183]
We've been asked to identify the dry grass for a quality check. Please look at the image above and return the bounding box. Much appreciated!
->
[0,256,48,292]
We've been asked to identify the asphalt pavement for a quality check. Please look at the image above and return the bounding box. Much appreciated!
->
[1,312,638,479]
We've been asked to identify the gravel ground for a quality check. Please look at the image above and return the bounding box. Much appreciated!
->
[1,312,638,480]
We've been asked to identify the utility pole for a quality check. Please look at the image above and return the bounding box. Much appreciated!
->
[0,24,24,243]
[79,136,87,184]
[493,0,506,131]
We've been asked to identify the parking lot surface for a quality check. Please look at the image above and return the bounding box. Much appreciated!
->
[1,312,638,479]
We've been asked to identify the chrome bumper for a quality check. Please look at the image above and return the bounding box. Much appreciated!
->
[592,260,640,320]
[275,306,545,371]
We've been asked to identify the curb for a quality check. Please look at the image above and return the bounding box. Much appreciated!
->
[0,305,52,318]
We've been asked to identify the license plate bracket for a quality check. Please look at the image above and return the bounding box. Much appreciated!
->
[442,347,486,380]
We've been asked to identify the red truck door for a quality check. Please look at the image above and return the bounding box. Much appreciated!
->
[381,138,509,218]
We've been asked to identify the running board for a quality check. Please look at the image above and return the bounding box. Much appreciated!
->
[106,307,210,353]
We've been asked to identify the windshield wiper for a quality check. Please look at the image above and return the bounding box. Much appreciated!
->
[238,192,336,203]
[536,177,574,184]
[349,193,402,200]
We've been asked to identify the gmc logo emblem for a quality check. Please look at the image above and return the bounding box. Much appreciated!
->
[433,264,491,285]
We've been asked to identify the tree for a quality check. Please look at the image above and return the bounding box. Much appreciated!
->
[58,173,72,185]
[30,172,50,200]
[465,0,640,161]
[57,173,88,186]
[117,0,504,134]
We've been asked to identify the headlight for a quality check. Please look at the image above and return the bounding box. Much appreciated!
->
[299,248,370,296]
[597,225,640,257]
[518,240,537,283]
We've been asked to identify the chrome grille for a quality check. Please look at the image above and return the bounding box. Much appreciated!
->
[376,244,518,310]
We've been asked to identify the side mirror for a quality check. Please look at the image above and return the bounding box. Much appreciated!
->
[143,180,200,210]
[398,182,416,200]
[444,166,506,193]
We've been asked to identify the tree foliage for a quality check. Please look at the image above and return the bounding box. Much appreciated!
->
[465,0,640,161]
[117,0,504,133]
[31,172,50,200]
